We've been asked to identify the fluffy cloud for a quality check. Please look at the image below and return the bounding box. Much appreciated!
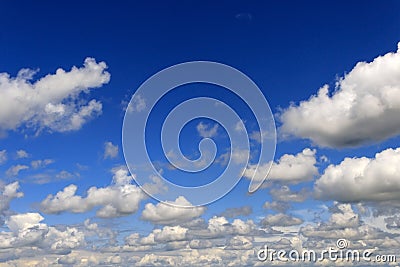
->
[141,196,206,225]
[299,203,393,247]
[187,216,257,239]
[0,182,23,217]
[314,147,400,202]
[153,225,188,243]
[279,42,400,147]
[40,183,145,218]
[0,58,110,134]
[243,148,318,184]
[40,168,146,218]
[111,166,134,185]
[104,141,119,159]
[0,212,85,255]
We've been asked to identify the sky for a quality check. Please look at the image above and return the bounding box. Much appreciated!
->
[1,1,400,266]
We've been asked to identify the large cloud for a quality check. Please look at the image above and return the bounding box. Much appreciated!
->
[279,42,400,147]
[1,212,85,254]
[243,148,318,184]
[40,168,146,218]
[314,147,400,202]
[0,57,110,134]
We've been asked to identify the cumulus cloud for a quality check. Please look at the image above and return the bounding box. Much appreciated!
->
[1,212,85,254]
[300,203,385,244]
[40,168,146,218]
[141,196,206,225]
[279,42,400,147]
[111,165,134,185]
[0,182,23,217]
[187,216,257,239]
[104,141,119,159]
[243,148,318,184]
[0,57,110,134]
[314,147,400,202]
[40,183,145,218]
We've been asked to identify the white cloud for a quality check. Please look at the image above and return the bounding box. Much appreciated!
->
[16,150,29,159]
[187,216,257,239]
[141,196,206,225]
[40,183,145,218]
[6,212,45,233]
[56,170,75,180]
[125,94,146,113]
[315,147,400,202]
[104,141,118,159]
[196,122,218,138]
[5,164,29,177]
[0,57,110,134]
[0,150,7,165]
[111,166,133,185]
[279,42,400,147]
[40,167,145,218]
[0,182,23,216]
[1,212,85,254]
[30,159,54,169]
[243,148,318,184]
[153,225,188,242]
[300,203,378,242]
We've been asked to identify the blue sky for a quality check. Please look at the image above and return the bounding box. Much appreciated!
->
[1,1,400,266]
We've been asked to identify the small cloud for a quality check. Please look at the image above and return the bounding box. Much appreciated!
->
[31,159,54,169]
[0,150,7,165]
[104,141,118,159]
[76,163,89,171]
[56,170,75,180]
[6,164,29,177]
[123,94,146,113]
[235,12,253,23]
[16,150,29,159]
[196,122,219,138]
